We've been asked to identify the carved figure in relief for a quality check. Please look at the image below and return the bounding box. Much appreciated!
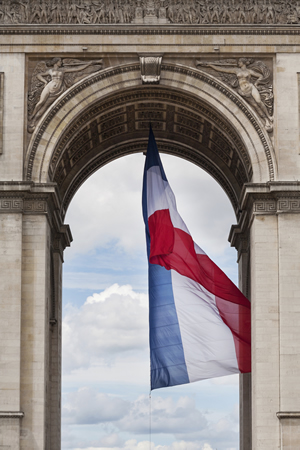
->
[30,0,40,23]
[0,0,299,25]
[248,0,261,24]
[39,0,48,23]
[202,0,212,23]
[28,57,103,132]
[0,2,13,23]
[264,0,276,24]
[107,2,116,23]
[196,58,274,132]
[123,3,131,23]
[211,2,221,23]
[221,3,232,23]
[286,1,300,24]
[18,1,29,23]
[236,2,247,23]
[167,2,177,23]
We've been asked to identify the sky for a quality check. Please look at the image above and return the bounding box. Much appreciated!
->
[62,151,240,450]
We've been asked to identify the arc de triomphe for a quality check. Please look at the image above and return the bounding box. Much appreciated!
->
[1,1,300,449]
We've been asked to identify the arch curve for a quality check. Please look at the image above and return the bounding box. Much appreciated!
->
[25,62,276,217]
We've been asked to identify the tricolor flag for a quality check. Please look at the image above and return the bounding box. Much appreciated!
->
[142,127,251,390]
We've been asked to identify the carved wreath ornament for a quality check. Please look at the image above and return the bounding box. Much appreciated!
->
[196,58,274,133]
[2,0,300,25]
[27,57,102,133]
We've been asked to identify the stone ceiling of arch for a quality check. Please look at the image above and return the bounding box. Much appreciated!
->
[48,86,252,215]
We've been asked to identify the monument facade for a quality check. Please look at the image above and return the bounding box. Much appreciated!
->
[1,1,300,449]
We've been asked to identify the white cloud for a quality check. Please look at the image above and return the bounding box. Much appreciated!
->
[62,389,238,450]
[64,154,146,259]
[63,388,130,425]
[62,284,148,372]
[117,395,207,435]
[98,434,124,447]
[73,441,213,450]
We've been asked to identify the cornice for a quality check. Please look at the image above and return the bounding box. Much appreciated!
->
[241,182,300,214]
[229,182,300,251]
[1,25,300,36]
[0,411,24,419]
[0,185,72,253]
[277,412,300,419]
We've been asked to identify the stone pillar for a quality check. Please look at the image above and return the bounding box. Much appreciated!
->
[231,183,300,450]
[250,212,280,449]
[48,227,71,450]
[0,184,71,450]
[0,205,23,449]
[277,213,300,449]
[20,213,51,450]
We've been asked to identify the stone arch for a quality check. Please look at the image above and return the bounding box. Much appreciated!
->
[25,62,276,219]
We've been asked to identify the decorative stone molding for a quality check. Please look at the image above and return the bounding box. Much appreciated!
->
[3,26,300,37]
[139,55,163,84]
[0,196,49,214]
[252,196,300,215]
[0,197,23,212]
[26,63,274,188]
[253,199,277,213]
[277,412,300,419]
[26,63,140,182]
[0,1,299,26]
[0,182,72,252]
[196,58,274,133]
[162,63,275,180]
[229,182,300,251]
[0,412,24,419]
[229,210,249,254]
[28,57,102,133]
[53,224,73,260]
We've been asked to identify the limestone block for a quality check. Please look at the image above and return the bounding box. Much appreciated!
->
[0,214,22,411]
[250,214,280,450]
[20,215,50,450]
[276,54,300,180]
[280,418,300,450]
[278,214,300,411]
[0,54,25,181]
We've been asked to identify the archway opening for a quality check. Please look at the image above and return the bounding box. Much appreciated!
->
[61,153,239,450]
[24,62,277,450]
[48,85,253,219]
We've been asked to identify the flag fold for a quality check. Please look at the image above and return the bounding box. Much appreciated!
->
[142,127,251,390]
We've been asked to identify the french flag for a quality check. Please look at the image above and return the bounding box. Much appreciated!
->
[142,127,251,390]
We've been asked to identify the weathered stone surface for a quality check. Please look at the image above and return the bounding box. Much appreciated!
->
[1,11,300,450]
[0,0,300,26]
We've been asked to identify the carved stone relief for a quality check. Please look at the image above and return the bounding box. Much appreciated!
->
[1,0,300,26]
[196,58,274,133]
[27,57,102,132]
[139,55,162,84]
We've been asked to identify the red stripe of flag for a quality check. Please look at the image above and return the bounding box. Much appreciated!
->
[148,209,251,373]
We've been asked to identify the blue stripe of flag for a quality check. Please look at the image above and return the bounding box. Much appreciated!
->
[142,126,189,390]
